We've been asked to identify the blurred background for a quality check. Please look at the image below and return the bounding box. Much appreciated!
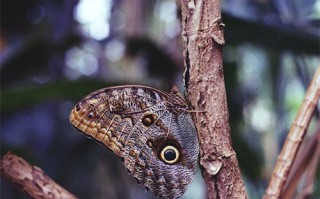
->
[1,0,319,198]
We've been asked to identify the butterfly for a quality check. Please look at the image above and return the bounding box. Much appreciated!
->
[70,85,199,199]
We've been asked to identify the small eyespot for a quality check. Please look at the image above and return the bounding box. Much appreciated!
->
[159,145,180,164]
[75,104,81,111]
[146,139,153,148]
[142,113,157,127]
[87,112,95,119]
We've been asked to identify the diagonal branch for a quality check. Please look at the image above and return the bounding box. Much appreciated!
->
[264,67,320,198]
[0,151,77,199]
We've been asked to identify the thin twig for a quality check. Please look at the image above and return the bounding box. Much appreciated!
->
[264,67,320,198]
[297,128,320,199]
[281,127,320,198]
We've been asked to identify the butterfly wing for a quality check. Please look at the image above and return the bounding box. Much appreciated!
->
[70,86,169,156]
[70,85,199,199]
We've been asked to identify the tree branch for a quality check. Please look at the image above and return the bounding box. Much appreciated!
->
[180,0,247,198]
[0,151,77,199]
[264,67,320,198]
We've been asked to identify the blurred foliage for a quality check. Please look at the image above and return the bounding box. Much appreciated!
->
[1,80,111,115]
[1,0,319,199]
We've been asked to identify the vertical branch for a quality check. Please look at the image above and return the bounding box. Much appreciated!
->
[180,0,247,198]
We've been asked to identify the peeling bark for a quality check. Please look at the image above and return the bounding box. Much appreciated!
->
[180,1,247,198]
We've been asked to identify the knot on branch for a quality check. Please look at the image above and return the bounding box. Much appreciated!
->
[200,154,223,175]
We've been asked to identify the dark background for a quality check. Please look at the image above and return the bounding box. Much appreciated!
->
[1,0,319,198]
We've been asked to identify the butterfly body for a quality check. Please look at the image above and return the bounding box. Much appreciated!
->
[70,85,199,199]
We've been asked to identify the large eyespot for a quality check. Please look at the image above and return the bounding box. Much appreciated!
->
[159,145,180,164]
[142,113,157,127]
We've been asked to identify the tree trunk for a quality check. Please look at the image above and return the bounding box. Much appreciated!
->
[180,1,248,198]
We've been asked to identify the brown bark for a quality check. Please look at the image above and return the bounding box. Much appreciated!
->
[0,151,77,199]
[180,1,247,198]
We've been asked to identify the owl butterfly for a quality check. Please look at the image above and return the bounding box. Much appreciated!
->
[70,85,199,199]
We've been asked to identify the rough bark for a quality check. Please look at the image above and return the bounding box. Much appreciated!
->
[0,151,77,199]
[180,1,247,198]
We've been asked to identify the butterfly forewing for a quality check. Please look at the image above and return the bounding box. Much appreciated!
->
[70,85,199,199]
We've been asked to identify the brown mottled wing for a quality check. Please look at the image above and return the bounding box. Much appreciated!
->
[70,85,199,199]
[70,86,169,157]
